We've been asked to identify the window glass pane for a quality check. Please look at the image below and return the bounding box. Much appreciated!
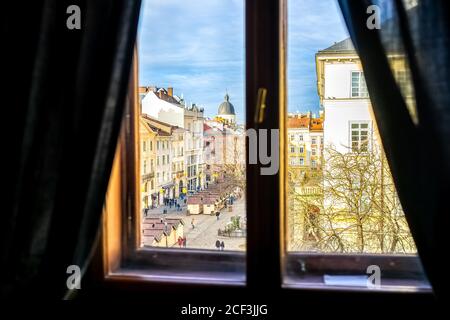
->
[138,0,245,251]
[287,0,417,256]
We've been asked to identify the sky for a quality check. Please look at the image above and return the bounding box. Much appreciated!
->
[138,0,349,122]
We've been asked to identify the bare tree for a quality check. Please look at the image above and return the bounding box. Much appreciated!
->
[221,133,246,193]
[288,145,416,253]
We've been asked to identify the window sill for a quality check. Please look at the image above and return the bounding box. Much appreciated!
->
[283,275,432,293]
[105,268,245,287]
[283,252,432,294]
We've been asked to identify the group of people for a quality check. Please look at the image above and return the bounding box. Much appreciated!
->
[215,240,225,251]
[163,198,183,211]
[177,236,187,248]
[143,197,185,217]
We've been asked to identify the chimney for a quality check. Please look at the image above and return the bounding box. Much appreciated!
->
[167,87,173,97]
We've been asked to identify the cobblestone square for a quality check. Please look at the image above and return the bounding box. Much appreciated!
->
[145,196,246,251]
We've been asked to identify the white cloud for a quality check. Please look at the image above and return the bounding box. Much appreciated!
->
[138,0,349,119]
[138,0,245,120]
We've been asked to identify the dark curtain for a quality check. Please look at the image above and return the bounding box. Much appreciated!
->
[338,0,450,298]
[1,0,141,298]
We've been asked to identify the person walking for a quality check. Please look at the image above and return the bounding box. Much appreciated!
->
[220,241,225,251]
[215,240,221,250]
[215,211,220,220]
[177,236,183,248]
[183,236,187,248]
[191,218,195,229]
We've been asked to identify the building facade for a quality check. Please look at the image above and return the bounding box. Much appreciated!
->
[204,94,245,188]
[140,118,157,209]
[307,38,415,253]
[142,115,186,205]
[316,38,375,153]
[287,112,324,171]
[141,87,205,193]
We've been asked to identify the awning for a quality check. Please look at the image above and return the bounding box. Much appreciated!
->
[160,183,174,190]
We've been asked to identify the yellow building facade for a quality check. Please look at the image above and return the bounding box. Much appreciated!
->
[140,118,157,210]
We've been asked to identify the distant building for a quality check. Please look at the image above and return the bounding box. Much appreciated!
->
[142,115,185,204]
[140,87,205,192]
[139,118,157,209]
[316,38,375,153]
[203,93,245,186]
[216,93,236,124]
[287,112,323,250]
[142,217,184,247]
[287,112,324,171]
[304,38,416,253]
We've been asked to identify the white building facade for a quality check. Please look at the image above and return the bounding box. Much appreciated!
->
[316,39,375,153]
[141,87,206,193]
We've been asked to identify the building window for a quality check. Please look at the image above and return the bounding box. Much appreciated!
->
[351,71,369,98]
[312,148,316,156]
[350,121,370,152]
[299,146,304,153]
[290,146,295,153]
[143,160,147,174]
[299,134,303,141]
[311,159,316,168]
[311,137,317,145]
[299,157,304,166]
[143,141,147,152]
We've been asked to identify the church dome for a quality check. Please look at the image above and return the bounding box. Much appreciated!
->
[218,93,236,115]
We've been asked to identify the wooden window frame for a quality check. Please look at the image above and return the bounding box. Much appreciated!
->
[99,0,432,295]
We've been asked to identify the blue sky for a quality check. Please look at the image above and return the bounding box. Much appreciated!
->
[138,0,349,122]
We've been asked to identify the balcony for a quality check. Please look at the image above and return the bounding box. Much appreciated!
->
[141,172,154,182]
